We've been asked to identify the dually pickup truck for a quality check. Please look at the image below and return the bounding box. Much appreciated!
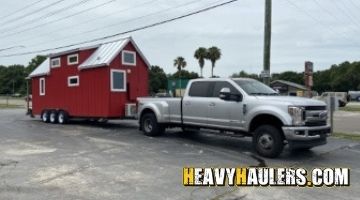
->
[137,78,331,158]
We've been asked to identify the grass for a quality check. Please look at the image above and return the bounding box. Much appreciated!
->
[0,104,24,109]
[332,132,360,141]
[339,105,360,112]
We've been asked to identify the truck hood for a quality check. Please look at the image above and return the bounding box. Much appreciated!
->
[255,96,326,106]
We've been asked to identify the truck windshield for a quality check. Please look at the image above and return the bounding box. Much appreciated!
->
[234,79,278,96]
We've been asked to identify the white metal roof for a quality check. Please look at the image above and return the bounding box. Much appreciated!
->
[79,37,151,69]
[29,37,150,78]
[28,57,50,78]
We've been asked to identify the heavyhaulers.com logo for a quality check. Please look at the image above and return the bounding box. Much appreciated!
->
[183,167,350,187]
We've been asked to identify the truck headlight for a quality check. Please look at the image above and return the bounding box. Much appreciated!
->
[288,106,305,126]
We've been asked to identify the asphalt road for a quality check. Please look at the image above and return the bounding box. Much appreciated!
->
[0,109,359,200]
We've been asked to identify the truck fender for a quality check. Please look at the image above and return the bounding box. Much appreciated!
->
[139,102,169,123]
[245,106,292,132]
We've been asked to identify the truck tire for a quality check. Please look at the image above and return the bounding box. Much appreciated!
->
[57,111,69,124]
[141,113,164,137]
[41,110,50,123]
[49,110,58,123]
[253,125,284,158]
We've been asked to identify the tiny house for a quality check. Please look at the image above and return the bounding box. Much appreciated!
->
[28,37,149,123]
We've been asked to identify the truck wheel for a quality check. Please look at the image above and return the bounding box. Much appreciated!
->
[253,125,284,158]
[41,110,50,123]
[58,111,69,124]
[49,110,58,123]
[141,113,164,137]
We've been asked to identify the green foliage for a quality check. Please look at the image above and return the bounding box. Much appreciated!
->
[173,56,187,71]
[271,71,304,85]
[206,46,221,77]
[231,70,259,80]
[170,70,199,79]
[0,55,46,95]
[194,47,207,77]
[149,65,168,94]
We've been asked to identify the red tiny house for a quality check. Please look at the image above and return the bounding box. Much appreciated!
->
[29,37,149,123]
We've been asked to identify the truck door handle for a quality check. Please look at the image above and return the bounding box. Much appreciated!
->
[209,102,216,107]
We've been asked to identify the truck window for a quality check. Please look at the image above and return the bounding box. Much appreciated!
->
[188,81,212,97]
[212,81,240,97]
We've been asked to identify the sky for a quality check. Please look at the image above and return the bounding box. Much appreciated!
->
[0,0,359,77]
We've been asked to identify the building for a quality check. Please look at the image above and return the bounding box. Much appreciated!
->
[28,37,149,122]
[270,80,307,96]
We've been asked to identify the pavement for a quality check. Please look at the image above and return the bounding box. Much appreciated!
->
[0,109,359,200]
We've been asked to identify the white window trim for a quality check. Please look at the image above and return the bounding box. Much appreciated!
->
[39,78,45,96]
[121,50,136,66]
[51,58,61,68]
[67,54,79,65]
[68,76,79,87]
[110,69,126,92]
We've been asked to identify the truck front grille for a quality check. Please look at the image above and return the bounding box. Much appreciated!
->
[304,106,328,127]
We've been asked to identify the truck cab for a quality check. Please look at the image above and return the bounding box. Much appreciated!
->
[138,78,331,158]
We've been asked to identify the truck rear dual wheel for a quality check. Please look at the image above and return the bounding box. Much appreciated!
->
[141,113,164,137]
[253,125,284,158]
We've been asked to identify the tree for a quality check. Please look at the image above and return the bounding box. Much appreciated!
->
[25,55,46,75]
[170,70,199,79]
[206,46,221,77]
[173,56,187,96]
[194,47,207,77]
[231,70,259,80]
[149,65,167,94]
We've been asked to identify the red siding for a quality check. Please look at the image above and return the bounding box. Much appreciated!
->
[31,41,149,118]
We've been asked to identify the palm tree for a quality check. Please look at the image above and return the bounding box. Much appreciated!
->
[207,46,221,77]
[194,47,207,77]
[173,56,187,96]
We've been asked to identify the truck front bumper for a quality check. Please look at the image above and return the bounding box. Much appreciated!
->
[282,125,331,149]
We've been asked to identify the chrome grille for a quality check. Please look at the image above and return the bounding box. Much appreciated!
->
[304,106,328,127]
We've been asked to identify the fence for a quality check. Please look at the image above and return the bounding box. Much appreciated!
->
[0,94,27,108]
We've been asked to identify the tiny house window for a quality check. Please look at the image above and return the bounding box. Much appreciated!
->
[67,54,79,65]
[68,76,79,87]
[111,69,126,92]
[122,50,136,66]
[39,78,45,96]
[51,58,60,68]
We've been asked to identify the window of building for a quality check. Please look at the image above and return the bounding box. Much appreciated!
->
[39,78,45,96]
[111,69,126,92]
[67,54,79,65]
[51,58,60,68]
[122,50,136,66]
[68,76,79,87]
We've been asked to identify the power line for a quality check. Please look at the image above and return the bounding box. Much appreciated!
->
[284,0,359,44]
[0,0,125,39]
[0,0,46,21]
[0,0,239,58]
[312,0,360,35]
[330,0,360,29]
[12,0,203,49]
[0,0,93,33]
[0,0,68,27]
[0,46,25,52]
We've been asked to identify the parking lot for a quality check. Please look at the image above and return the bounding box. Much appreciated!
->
[0,109,359,200]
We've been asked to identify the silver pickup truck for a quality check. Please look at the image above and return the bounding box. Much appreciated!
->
[137,78,331,158]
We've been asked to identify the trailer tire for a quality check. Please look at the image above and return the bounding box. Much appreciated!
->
[58,111,69,124]
[253,125,284,158]
[41,110,50,123]
[49,110,58,123]
[141,113,164,137]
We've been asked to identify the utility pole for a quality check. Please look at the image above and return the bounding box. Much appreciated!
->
[262,0,272,85]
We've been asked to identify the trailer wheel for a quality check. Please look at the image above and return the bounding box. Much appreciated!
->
[141,113,164,137]
[58,111,69,124]
[252,125,284,158]
[41,110,50,123]
[49,110,58,124]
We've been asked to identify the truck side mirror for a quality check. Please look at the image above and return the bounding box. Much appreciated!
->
[219,87,231,100]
